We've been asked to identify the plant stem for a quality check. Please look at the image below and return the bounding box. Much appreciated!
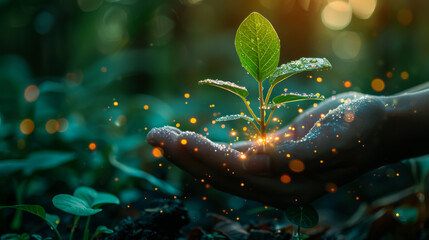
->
[69,216,80,240]
[83,216,91,240]
[264,84,275,106]
[298,224,301,240]
[265,108,275,127]
[258,82,265,138]
[242,98,260,123]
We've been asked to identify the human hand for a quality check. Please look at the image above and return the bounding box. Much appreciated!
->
[146,92,388,208]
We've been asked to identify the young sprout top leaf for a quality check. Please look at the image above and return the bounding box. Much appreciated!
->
[199,79,249,99]
[235,12,280,82]
[285,204,319,229]
[270,57,332,86]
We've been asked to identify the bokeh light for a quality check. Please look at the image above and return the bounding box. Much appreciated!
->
[152,147,164,158]
[289,159,305,173]
[397,9,413,26]
[322,1,352,30]
[20,119,35,135]
[371,78,385,92]
[349,0,377,19]
[332,31,361,60]
[24,85,39,102]
[45,119,60,134]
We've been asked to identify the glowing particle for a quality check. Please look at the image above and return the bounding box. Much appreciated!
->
[184,93,190,98]
[152,147,163,158]
[344,81,352,88]
[113,101,119,106]
[231,131,237,136]
[286,154,291,158]
[45,119,59,134]
[280,174,291,184]
[386,72,393,78]
[190,118,197,124]
[401,71,409,80]
[325,182,338,193]
[89,142,97,150]
[356,196,360,200]
[316,77,323,83]
[317,122,321,127]
[313,103,318,107]
[236,217,240,221]
[212,120,216,124]
[243,127,247,131]
[320,160,324,163]
[24,85,40,102]
[202,196,207,200]
[144,105,149,110]
[273,117,278,122]
[240,154,246,160]
[114,177,119,181]
[289,159,305,173]
[101,67,107,72]
[298,108,303,113]
[395,213,400,217]
[154,187,158,191]
[331,148,337,153]
[320,113,325,118]
[180,139,187,145]
[194,148,198,152]
[371,78,385,92]
[20,119,35,135]
[176,123,180,127]
[221,124,225,128]
[159,163,162,167]
[240,183,244,187]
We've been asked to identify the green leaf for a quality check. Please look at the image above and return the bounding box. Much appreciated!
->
[393,206,418,224]
[110,154,180,195]
[0,205,59,231]
[52,194,102,216]
[198,79,249,99]
[73,187,97,206]
[45,213,60,228]
[269,58,332,86]
[94,225,114,235]
[91,193,120,208]
[215,114,254,123]
[285,205,319,228]
[235,12,280,82]
[1,233,30,240]
[271,93,324,107]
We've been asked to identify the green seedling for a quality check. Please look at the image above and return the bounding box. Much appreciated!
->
[285,205,319,240]
[0,205,61,240]
[199,12,332,140]
[52,186,119,240]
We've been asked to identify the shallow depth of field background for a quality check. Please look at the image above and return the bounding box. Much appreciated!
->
[1,0,429,235]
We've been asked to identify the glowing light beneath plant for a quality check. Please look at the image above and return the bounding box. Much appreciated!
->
[152,147,163,158]
[401,71,409,80]
[20,119,35,135]
[349,0,377,19]
[289,159,305,172]
[46,119,60,134]
[397,9,413,26]
[332,31,361,60]
[321,1,352,30]
[280,174,291,184]
[89,142,97,150]
[371,78,385,92]
[24,85,40,102]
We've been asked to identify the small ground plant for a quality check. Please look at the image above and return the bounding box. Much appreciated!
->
[199,12,332,140]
